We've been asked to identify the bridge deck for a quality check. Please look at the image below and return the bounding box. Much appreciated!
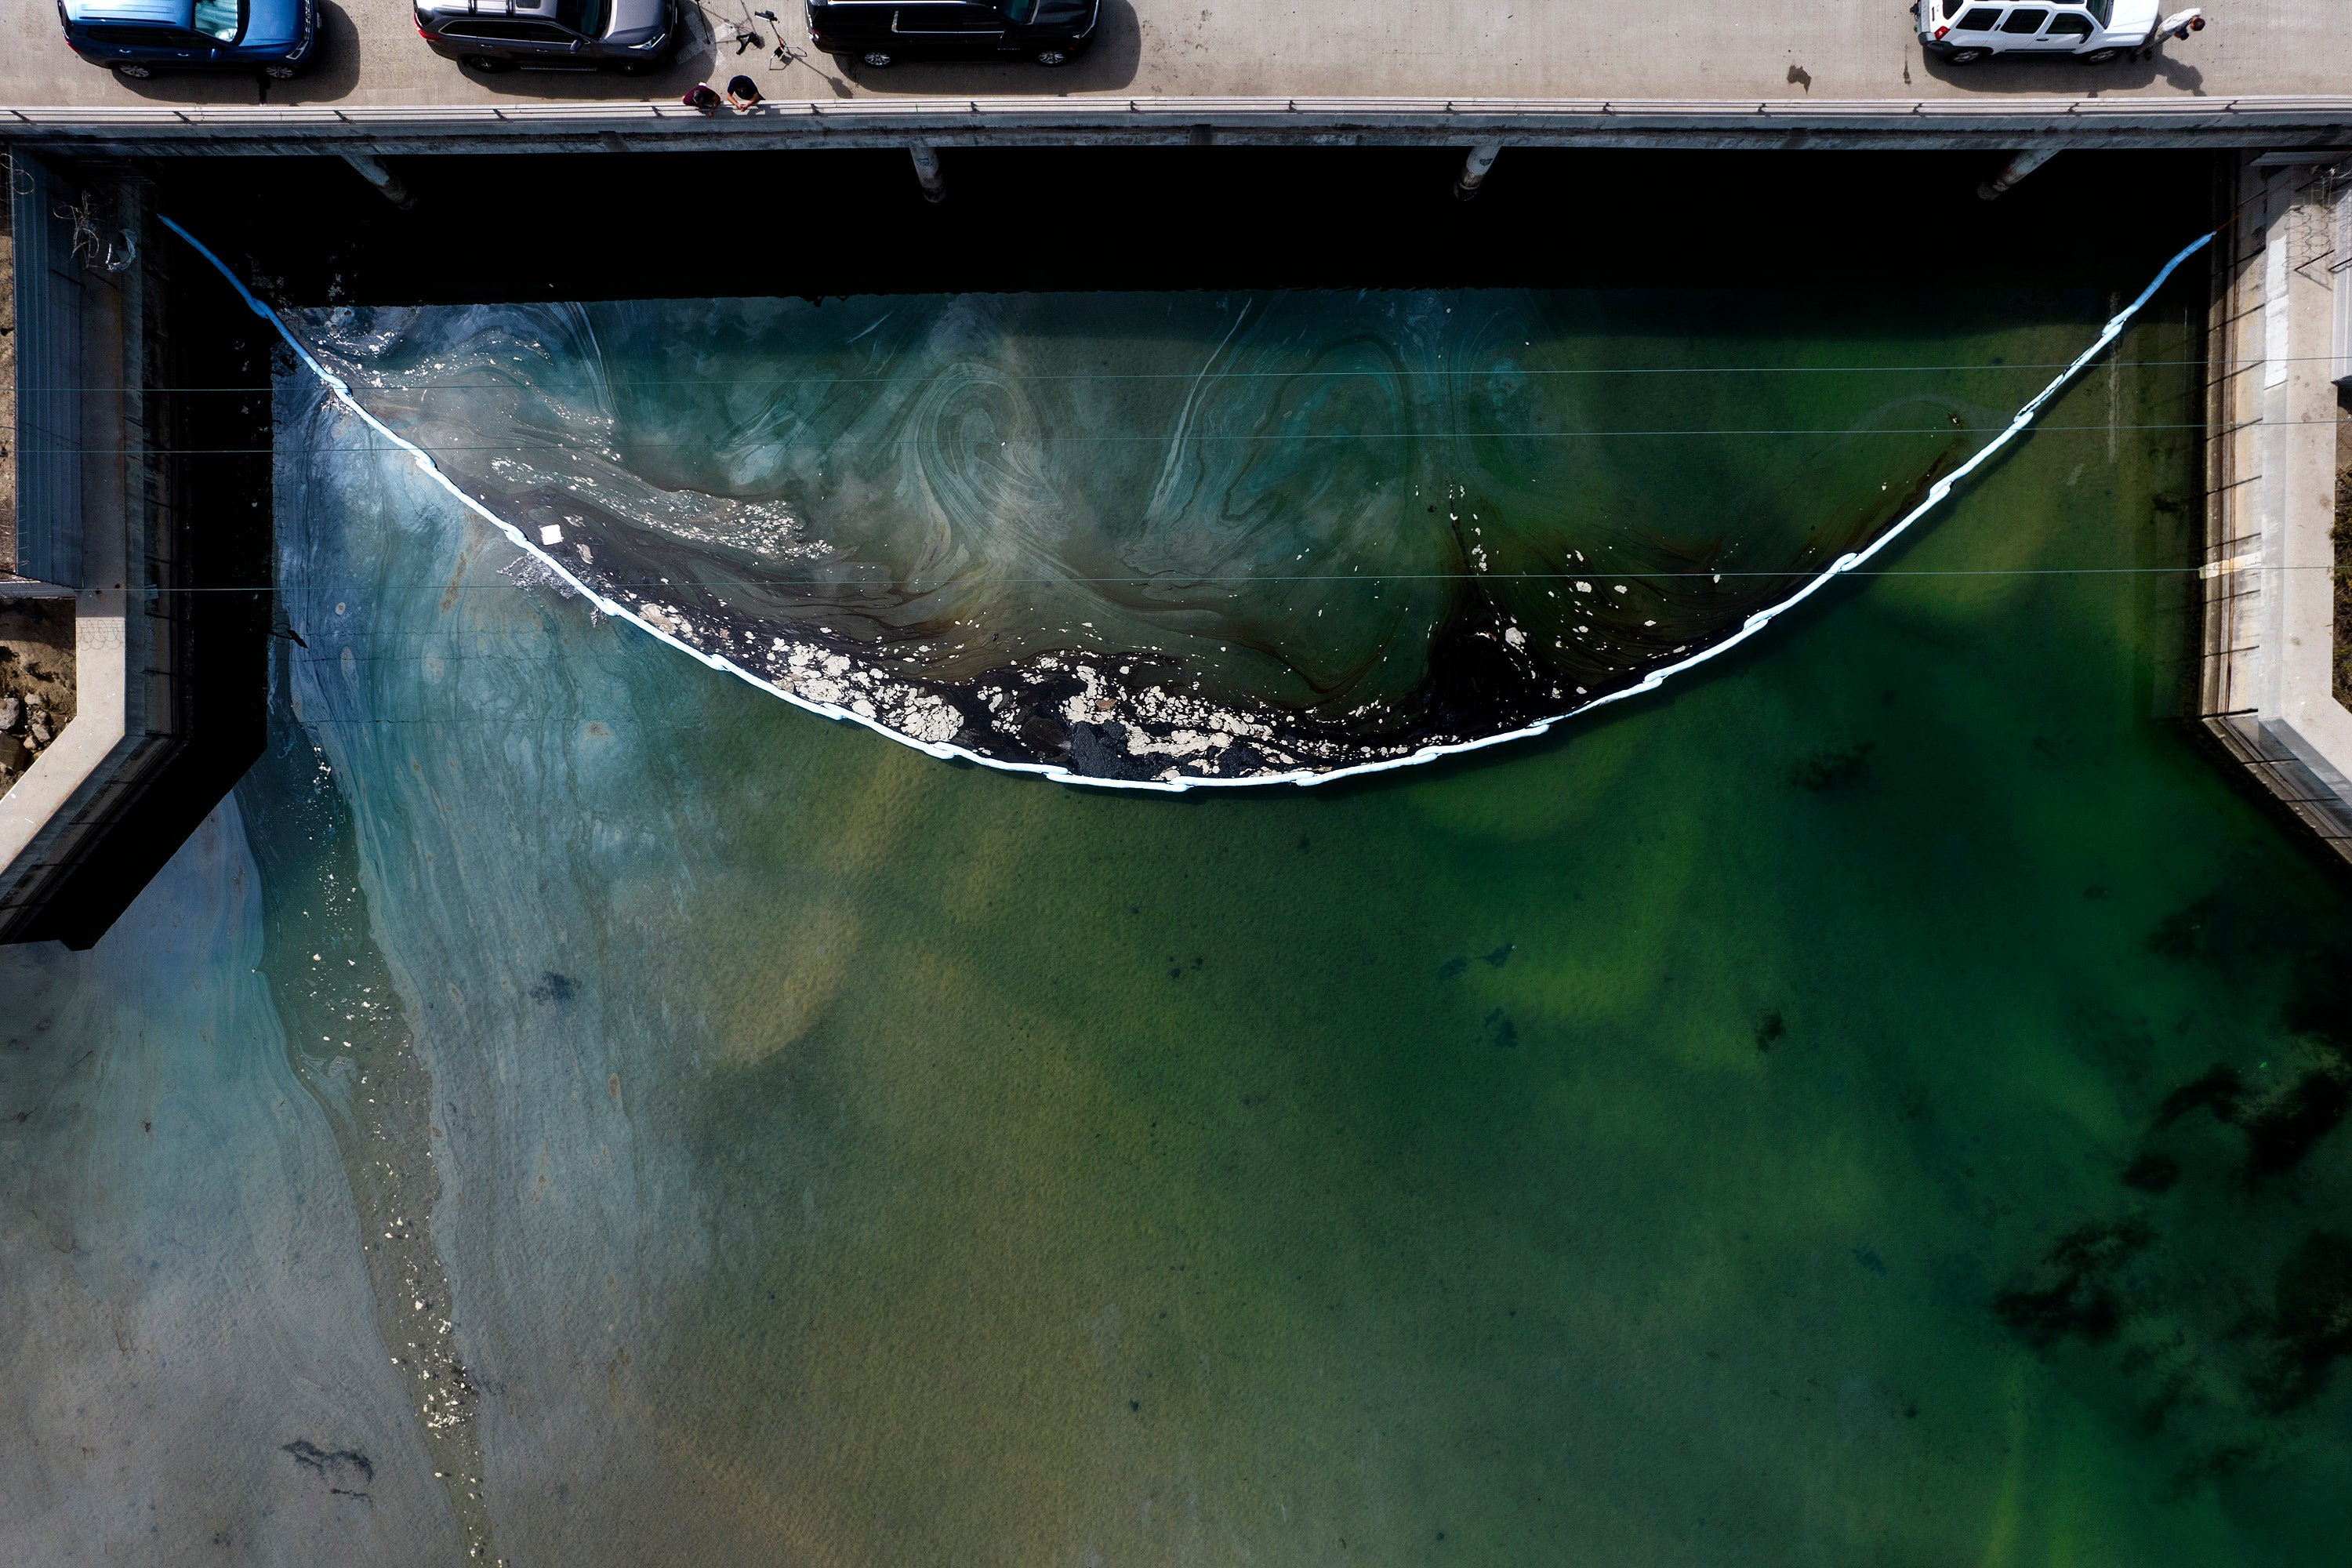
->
[4,0,2352,151]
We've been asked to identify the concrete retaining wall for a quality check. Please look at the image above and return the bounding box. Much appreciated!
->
[0,155,174,942]
[0,152,270,948]
[2197,154,2352,867]
[9,153,84,588]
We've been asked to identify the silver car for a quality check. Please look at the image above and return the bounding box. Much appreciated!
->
[414,0,675,72]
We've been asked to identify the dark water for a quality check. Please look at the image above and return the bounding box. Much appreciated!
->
[300,290,2036,780]
[6,274,2352,1566]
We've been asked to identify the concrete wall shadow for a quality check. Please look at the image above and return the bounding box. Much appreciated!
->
[1918,51,2206,96]
[838,0,1142,96]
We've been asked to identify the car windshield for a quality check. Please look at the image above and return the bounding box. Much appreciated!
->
[998,0,1037,19]
[191,0,241,38]
[2088,0,2112,20]
[555,0,606,34]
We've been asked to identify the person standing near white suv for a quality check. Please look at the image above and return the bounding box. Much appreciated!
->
[1918,0,2205,66]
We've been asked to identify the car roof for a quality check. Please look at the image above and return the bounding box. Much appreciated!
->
[416,0,565,16]
[63,0,196,22]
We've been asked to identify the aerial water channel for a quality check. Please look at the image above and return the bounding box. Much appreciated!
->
[5,249,2350,1563]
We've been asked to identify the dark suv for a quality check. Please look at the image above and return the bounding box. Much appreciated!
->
[60,0,318,78]
[414,0,676,72]
[806,0,1099,67]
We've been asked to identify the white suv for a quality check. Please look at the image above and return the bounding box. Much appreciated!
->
[1916,0,2184,65]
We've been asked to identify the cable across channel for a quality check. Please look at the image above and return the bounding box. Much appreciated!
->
[160,216,2214,795]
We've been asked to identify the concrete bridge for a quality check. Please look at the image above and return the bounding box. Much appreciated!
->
[3,0,2352,157]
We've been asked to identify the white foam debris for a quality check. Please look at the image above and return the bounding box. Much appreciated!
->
[782,644,855,705]
[895,696,963,744]
[1136,728,1230,759]
[539,524,564,546]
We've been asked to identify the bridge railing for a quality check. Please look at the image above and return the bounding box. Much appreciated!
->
[6,93,2352,152]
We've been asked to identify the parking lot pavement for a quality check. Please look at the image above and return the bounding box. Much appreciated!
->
[4,1,2349,112]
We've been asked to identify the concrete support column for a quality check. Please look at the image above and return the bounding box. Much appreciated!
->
[339,151,415,210]
[909,143,946,204]
[1976,147,2058,202]
[1454,141,1503,201]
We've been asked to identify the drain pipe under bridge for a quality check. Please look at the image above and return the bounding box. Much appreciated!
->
[1978,144,2062,201]
[1454,140,1502,201]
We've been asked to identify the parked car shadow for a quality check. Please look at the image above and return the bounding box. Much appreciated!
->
[103,55,281,103]
[451,20,721,101]
[270,1,363,103]
[106,72,266,104]
[1918,50,2207,96]
[835,0,1141,96]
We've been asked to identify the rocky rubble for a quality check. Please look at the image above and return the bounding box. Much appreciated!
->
[0,598,76,797]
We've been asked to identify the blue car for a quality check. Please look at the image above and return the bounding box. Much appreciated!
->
[60,0,318,78]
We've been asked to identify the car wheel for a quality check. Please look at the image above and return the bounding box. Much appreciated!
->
[2079,46,2125,64]
[860,49,894,67]
[263,62,299,78]
[463,53,514,72]
[1943,47,1991,65]
[113,61,154,78]
[1034,48,1068,65]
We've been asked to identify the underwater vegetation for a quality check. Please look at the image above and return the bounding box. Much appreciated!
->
[1994,901,2352,1494]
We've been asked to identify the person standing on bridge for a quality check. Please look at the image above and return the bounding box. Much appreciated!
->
[2138,7,2205,59]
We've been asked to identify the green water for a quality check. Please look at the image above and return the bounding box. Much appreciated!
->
[5,282,2350,1565]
